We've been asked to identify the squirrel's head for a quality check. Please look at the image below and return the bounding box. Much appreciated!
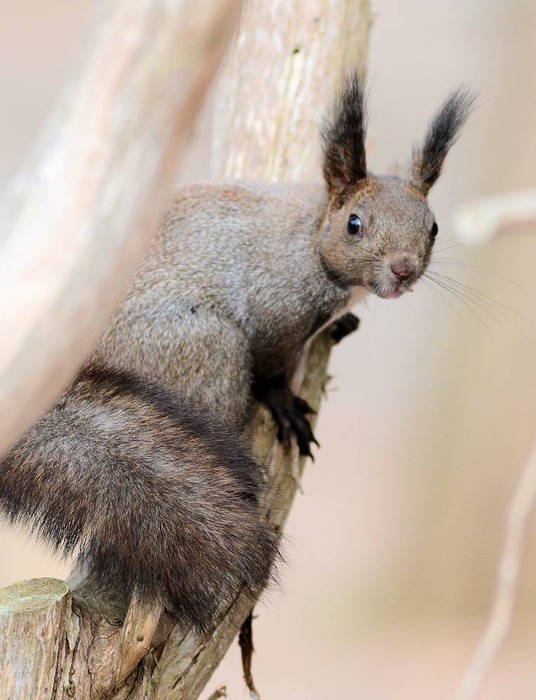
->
[317,74,474,299]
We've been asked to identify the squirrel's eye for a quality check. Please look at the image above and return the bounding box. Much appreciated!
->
[347,214,363,237]
[430,221,439,239]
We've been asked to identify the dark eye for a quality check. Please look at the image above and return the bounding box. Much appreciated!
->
[347,214,363,237]
[430,221,439,239]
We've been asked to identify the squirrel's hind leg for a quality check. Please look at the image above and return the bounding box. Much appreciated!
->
[253,376,319,458]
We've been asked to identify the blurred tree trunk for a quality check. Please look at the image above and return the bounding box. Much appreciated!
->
[0,0,242,457]
[0,1,371,699]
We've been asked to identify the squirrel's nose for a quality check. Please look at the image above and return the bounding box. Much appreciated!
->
[389,254,418,282]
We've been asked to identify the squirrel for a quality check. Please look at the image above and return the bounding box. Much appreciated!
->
[0,74,472,635]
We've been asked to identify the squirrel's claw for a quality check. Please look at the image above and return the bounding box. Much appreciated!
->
[254,378,319,458]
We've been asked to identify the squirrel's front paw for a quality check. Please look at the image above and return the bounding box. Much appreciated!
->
[330,312,360,344]
[253,379,319,458]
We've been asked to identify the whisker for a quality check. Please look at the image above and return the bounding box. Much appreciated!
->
[424,271,536,350]
[431,257,519,286]
[421,276,464,321]
[427,271,534,326]
[423,272,495,336]
[425,271,505,321]
[433,242,465,254]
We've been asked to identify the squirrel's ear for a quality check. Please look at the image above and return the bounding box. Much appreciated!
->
[322,72,367,207]
[411,87,475,193]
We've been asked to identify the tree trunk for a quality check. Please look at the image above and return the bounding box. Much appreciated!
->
[0,1,372,699]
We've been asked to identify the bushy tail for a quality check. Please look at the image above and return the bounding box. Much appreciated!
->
[0,365,277,634]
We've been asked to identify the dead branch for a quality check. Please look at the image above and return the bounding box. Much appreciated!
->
[454,188,536,244]
[455,437,536,700]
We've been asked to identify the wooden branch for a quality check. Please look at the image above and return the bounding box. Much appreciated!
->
[0,579,71,699]
[0,0,243,457]
[151,335,335,700]
[454,436,536,700]
[453,186,536,697]
[212,0,372,181]
[454,188,536,244]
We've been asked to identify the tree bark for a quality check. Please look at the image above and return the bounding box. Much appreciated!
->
[0,1,372,699]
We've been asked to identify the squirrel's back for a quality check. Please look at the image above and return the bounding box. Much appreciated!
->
[94,180,344,414]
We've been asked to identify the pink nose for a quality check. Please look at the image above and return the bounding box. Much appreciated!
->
[390,255,417,282]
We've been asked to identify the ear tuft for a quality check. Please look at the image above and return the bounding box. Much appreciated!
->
[321,72,368,206]
[412,87,475,192]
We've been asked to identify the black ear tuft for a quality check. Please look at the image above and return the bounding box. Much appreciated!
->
[412,87,475,192]
[321,72,368,206]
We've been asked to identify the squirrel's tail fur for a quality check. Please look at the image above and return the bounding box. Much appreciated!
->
[0,365,277,634]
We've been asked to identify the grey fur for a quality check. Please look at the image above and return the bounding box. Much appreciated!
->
[0,74,471,633]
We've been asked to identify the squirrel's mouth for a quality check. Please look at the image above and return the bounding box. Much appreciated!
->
[366,279,415,299]
[382,285,405,299]
[363,260,421,299]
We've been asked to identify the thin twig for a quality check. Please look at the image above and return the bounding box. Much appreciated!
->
[454,435,536,700]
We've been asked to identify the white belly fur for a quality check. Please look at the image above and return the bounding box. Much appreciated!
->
[342,285,369,314]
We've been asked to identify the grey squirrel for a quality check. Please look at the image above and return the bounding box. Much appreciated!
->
[0,74,472,635]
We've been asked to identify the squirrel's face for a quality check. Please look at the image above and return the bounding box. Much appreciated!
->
[320,74,473,299]
[318,175,436,299]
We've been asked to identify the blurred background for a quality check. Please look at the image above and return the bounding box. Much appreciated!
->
[2,1,536,698]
